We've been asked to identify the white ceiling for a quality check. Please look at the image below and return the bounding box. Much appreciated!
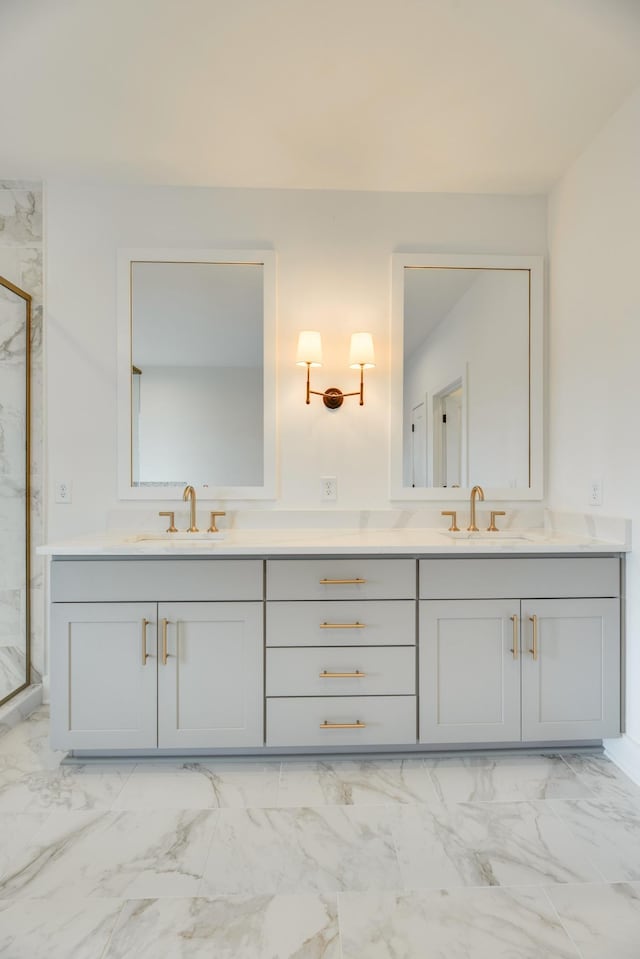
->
[2,0,640,194]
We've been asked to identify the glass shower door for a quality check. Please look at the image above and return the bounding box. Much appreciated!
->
[0,276,30,705]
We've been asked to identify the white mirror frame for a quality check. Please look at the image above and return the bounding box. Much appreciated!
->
[117,248,277,501]
[390,252,543,501]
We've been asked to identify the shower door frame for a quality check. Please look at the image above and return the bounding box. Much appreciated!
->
[0,276,31,707]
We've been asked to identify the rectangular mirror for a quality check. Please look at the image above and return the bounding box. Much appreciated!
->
[390,253,543,500]
[117,249,276,500]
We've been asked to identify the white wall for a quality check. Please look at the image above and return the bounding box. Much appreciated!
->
[548,85,640,752]
[45,183,546,539]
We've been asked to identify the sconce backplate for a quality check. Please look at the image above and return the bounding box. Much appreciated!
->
[323,388,344,410]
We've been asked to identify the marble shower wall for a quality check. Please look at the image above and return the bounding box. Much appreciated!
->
[0,181,43,687]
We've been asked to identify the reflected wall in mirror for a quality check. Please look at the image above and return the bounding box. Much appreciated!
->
[0,276,31,706]
[117,250,276,500]
[390,254,543,501]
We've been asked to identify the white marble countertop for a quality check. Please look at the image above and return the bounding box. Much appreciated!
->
[38,526,629,556]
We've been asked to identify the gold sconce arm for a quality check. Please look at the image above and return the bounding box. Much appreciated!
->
[306,373,364,410]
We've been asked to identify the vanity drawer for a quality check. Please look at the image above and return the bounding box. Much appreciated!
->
[51,559,264,602]
[266,696,417,747]
[267,559,415,600]
[419,558,620,600]
[266,646,415,697]
[266,600,415,647]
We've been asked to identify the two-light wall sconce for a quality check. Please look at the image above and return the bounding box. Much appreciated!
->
[296,331,376,409]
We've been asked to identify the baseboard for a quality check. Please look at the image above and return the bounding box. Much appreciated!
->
[604,734,640,787]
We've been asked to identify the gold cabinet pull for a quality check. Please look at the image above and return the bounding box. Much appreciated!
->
[319,578,366,585]
[510,614,519,659]
[529,614,538,660]
[320,622,365,629]
[320,721,366,729]
[320,670,366,679]
[141,618,150,665]
[161,618,170,665]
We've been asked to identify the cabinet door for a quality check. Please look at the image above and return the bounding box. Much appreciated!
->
[158,602,263,748]
[521,598,620,742]
[50,602,157,750]
[419,600,521,744]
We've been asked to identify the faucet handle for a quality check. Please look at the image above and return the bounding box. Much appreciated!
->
[441,510,459,532]
[158,511,178,533]
[207,511,227,533]
[487,510,506,532]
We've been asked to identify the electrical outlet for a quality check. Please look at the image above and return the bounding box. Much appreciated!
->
[321,475,337,502]
[589,478,603,507]
[55,480,72,504]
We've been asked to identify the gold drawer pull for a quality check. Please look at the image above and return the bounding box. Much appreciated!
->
[320,622,366,629]
[510,614,519,659]
[319,578,366,585]
[141,618,150,665]
[161,618,171,665]
[320,670,366,679]
[529,614,538,660]
[320,721,366,729]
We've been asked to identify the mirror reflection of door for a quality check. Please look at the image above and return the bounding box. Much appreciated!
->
[433,380,463,487]
[410,400,427,487]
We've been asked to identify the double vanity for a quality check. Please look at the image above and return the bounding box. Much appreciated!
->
[44,526,625,758]
[41,249,625,758]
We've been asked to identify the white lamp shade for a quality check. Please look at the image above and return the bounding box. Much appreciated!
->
[296,330,323,367]
[349,331,375,369]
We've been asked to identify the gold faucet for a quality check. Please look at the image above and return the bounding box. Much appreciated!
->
[467,485,485,531]
[182,485,199,532]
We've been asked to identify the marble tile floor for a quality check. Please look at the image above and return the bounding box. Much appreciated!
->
[1,709,640,957]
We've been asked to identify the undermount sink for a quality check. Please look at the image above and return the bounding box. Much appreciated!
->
[129,531,225,542]
[443,530,539,544]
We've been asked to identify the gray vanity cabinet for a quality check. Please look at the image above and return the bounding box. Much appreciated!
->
[50,560,264,751]
[519,598,620,742]
[265,559,417,747]
[48,552,623,755]
[51,602,158,750]
[419,558,621,745]
[157,602,263,748]
[419,600,522,744]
